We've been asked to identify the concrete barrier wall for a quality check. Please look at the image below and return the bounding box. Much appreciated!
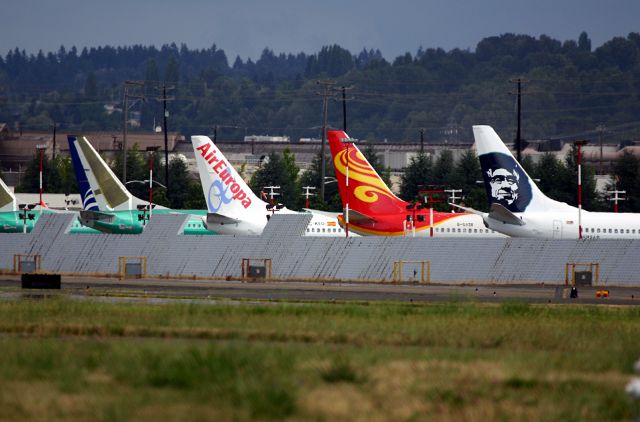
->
[0,213,639,286]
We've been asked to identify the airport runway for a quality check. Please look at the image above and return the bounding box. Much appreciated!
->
[1,275,639,305]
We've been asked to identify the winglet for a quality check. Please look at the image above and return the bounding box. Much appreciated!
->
[0,177,17,212]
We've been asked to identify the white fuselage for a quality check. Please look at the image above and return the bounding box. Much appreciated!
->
[202,208,360,237]
[429,213,506,238]
[485,209,640,239]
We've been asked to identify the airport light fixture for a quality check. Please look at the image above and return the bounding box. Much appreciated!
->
[18,203,36,233]
[146,146,160,218]
[607,189,626,213]
[341,137,357,238]
[302,186,316,209]
[575,140,588,239]
[35,144,47,209]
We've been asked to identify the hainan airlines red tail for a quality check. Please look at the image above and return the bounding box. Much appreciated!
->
[327,130,408,222]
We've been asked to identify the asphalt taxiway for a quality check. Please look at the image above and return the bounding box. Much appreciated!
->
[1,275,639,305]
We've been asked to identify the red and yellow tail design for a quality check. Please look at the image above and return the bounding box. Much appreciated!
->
[328,130,407,216]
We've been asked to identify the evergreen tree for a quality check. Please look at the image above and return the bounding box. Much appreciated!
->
[361,144,392,187]
[298,152,340,211]
[611,150,640,212]
[451,149,486,210]
[111,144,147,198]
[533,152,572,204]
[166,157,191,209]
[399,153,432,201]
[578,31,592,52]
[16,151,63,194]
[249,150,300,209]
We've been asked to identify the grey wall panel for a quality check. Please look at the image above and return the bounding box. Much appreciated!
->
[2,213,640,285]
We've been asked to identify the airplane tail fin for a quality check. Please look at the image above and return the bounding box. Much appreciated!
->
[327,130,407,215]
[473,125,554,213]
[67,136,133,211]
[191,136,267,220]
[0,177,17,212]
[68,136,99,211]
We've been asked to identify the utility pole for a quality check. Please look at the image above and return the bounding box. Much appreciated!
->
[338,86,353,132]
[122,80,144,183]
[156,84,175,195]
[316,80,336,202]
[419,128,425,154]
[575,140,588,239]
[51,123,57,160]
[509,78,528,162]
[596,124,606,174]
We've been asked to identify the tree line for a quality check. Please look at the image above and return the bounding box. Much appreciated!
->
[1,32,640,145]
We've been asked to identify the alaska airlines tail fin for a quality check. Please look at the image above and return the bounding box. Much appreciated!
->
[191,136,268,222]
[0,177,17,212]
[68,136,136,211]
[327,130,406,217]
[473,125,562,213]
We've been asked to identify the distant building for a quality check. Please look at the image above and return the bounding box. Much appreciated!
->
[244,135,290,143]
[0,123,14,141]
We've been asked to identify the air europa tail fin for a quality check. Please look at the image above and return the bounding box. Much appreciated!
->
[0,177,17,212]
[68,136,134,211]
[473,125,558,213]
[327,130,407,215]
[191,136,267,220]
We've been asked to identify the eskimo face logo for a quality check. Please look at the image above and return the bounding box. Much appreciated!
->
[207,180,233,213]
[487,168,519,205]
[480,153,532,212]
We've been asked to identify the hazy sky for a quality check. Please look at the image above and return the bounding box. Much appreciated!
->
[3,0,639,61]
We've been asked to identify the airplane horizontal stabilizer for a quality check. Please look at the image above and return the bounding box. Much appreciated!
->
[449,203,483,215]
[488,203,525,226]
[346,209,377,225]
[80,210,115,223]
[207,213,241,225]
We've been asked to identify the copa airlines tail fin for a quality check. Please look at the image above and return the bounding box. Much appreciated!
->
[191,136,268,225]
[68,136,99,211]
[473,125,566,214]
[327,130,406,219]
[68,135,137,211]
[0,177,17,212]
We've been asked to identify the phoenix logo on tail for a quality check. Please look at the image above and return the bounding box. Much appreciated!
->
[327,130,504,237]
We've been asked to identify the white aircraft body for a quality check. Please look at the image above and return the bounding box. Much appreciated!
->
[191,135,358,236]
[472,125,640,239]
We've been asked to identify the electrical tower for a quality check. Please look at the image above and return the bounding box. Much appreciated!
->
[509,78,528,162]
[316,80,336,202]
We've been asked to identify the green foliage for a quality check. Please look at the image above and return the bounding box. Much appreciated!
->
[249,149,300,209]
[298,152,341,211]
[361,143,392,187]
[166,157,192,209]
[611,150,640,212]
[400,152,432,201]
[16,152,75,194]
[3,32,640,144]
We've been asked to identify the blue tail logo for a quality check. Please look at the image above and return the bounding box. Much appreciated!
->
[207,180,233,213]
[68,135,99,211]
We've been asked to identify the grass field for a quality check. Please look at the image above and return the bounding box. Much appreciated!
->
[0,296,638,421]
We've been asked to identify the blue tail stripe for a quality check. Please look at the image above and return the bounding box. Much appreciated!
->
[68,135,99,211]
